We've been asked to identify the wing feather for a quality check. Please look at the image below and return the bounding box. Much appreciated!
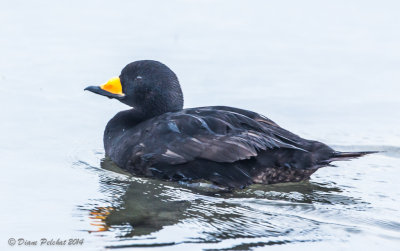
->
[130,107,308,165]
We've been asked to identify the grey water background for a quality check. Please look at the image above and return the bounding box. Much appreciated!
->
[1,0,400,250]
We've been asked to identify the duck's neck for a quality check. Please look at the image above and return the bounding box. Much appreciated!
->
[103,109,144,156]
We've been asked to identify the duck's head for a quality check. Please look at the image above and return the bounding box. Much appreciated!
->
[85,60,184,117]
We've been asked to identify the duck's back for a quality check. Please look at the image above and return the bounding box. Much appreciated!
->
[104,106,335,188]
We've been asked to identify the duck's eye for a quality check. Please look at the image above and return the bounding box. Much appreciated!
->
[134,76,143,85]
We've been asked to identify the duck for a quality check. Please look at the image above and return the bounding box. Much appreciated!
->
[84,60,375,189]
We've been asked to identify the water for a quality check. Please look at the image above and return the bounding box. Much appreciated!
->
[1,0,400,250]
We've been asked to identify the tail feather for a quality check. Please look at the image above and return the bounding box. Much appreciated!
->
[328,151,379,162]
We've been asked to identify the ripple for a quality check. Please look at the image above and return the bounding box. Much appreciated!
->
[74,147,400,249]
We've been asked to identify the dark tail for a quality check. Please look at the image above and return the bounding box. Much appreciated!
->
[329,151,379,162]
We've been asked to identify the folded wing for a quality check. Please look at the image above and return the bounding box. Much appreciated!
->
[133,107,308,165]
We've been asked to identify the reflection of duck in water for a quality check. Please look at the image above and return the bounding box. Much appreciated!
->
[88,186,189,237]
[85,60,375,189]
[88,158,190,236]
[86,159,359,239]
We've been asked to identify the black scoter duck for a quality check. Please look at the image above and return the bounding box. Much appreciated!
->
[85,60,374,189]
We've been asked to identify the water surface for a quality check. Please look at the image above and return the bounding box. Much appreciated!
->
[1,1,399,250]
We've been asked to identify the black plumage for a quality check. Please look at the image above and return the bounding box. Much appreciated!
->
[85,60,374,189]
